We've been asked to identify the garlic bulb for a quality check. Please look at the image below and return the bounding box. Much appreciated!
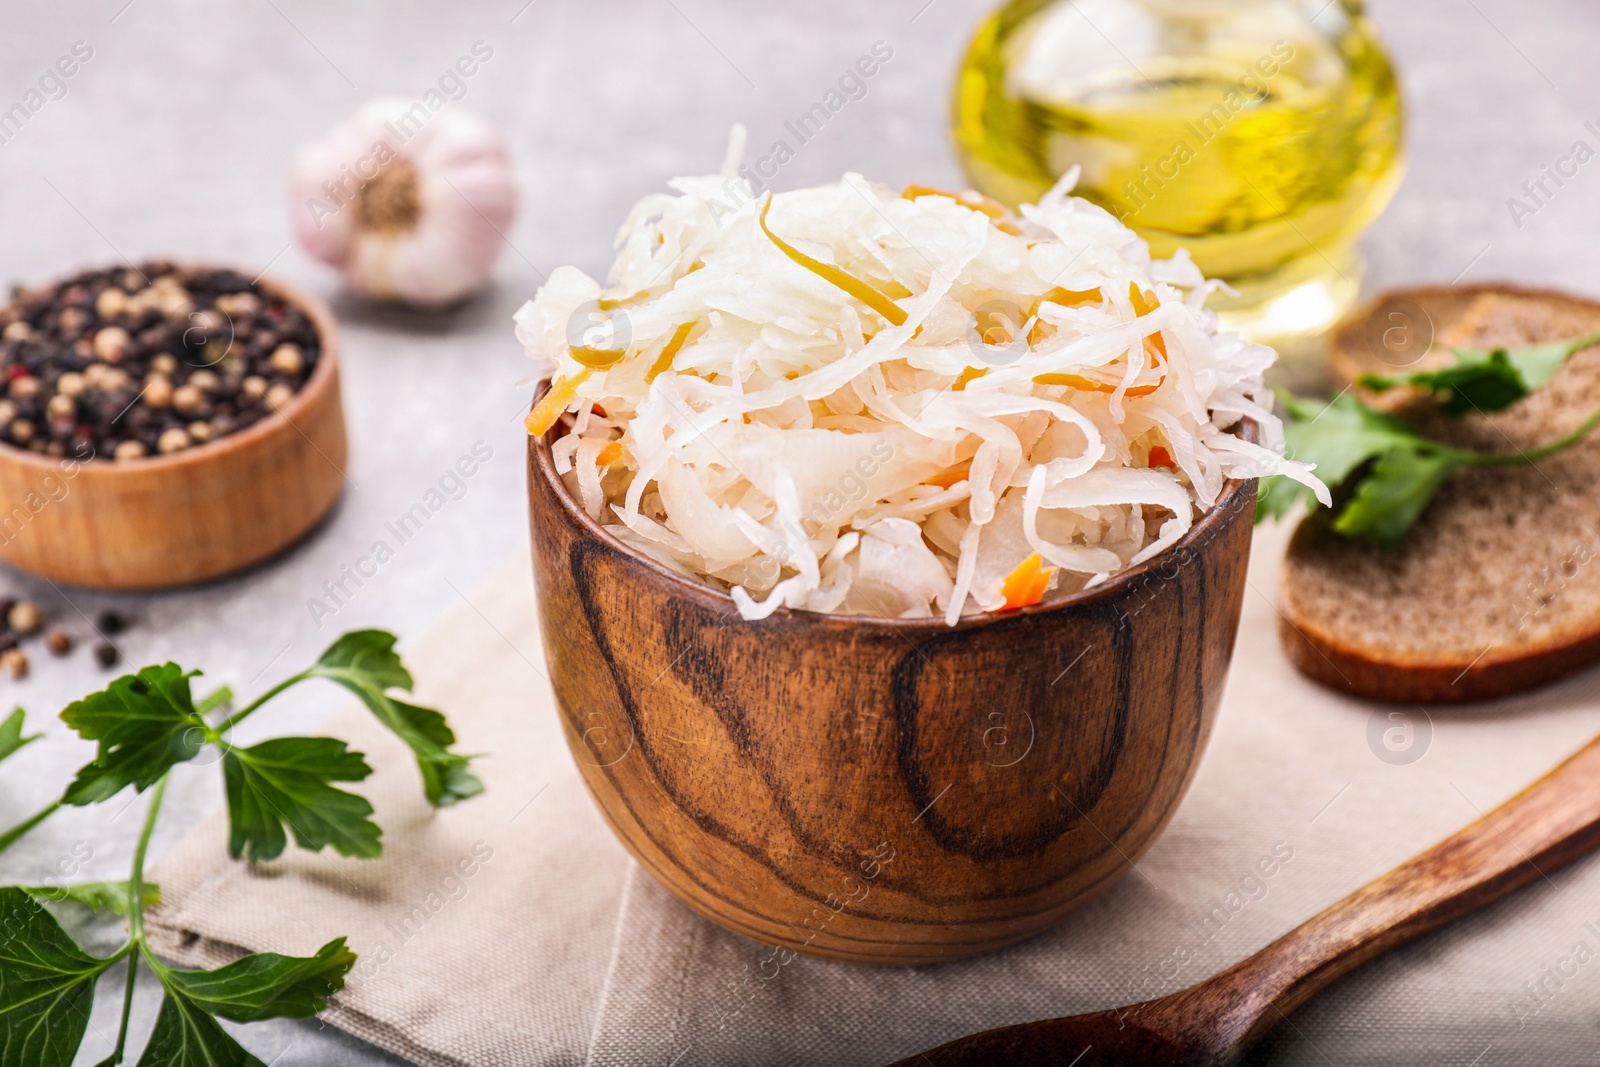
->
[289,97,517,308]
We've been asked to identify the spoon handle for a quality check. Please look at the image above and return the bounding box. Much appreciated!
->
[1166,731,1600,1052]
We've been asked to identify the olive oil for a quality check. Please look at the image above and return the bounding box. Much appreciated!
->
[954,0,1403,371]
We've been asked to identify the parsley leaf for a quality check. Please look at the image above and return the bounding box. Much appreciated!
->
[0,887,116,1067]
[307,632,482,807]
[155,938,355,1023]
[22,880,160,917]
[1259,383,1600,549]
[1256,391,1418,522]
[0,629,480,1066]
[1329,446,1459,550]
[59,665,205,806]
[1256,391,1461,548]
[1282,391,1418,482]
[381,698,484,807]
[1253,472,1308,523]
[0,709,38,764]
[134,939,355,1066]
[1358,328,1600,414]
[136,991,262,1067]
[222,738,379,861]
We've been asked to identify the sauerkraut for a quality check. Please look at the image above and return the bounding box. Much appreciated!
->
[517,130,1325,624]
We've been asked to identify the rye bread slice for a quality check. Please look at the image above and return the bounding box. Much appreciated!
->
[1280,284,1600,703]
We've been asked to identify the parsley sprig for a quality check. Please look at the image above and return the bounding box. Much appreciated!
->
[0,629,482,1066]
[1356,328,1600,414]
[1258,390,1600,549]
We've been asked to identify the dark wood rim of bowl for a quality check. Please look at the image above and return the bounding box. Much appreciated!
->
[531,408,1259,633]
[0,266,339,473]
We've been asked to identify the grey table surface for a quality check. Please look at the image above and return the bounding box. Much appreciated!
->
[2,0,1596,1063]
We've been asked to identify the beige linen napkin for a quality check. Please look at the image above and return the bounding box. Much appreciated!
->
[150,525,1600,1066]
[144,555,634,1067]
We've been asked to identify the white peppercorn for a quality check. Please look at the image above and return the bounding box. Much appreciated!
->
[172,384,205,415]
[95,287,128,319]
[7,600,41,634]
[270,344,305,377]
[265,383,295,412]
[93,326,131,362]
[144,375,173,409]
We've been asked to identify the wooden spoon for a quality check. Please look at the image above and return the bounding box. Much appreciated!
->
[891,732,1600,1066]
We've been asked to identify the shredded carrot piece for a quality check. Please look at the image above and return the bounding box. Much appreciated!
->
[1034,285,1167,395]
[596,441,625,467]
[570,345,628,370]
[903,184,1006,218]
[1028,286,1104,346]
[1129,282,1168,359]
[1148,445,1175,469]
[645,322,697,383]
[902,184,1025,236]
[597,291,649,311]
[925,460,972,489]
[525,369,593,437]
[1128,282,1160,317]
[1033,369,1165,397]
[953,367,987,391]
[759,196,908,327]
[1043,286,1105,309]
[569,293,648,366]
[1000,552,1055,610]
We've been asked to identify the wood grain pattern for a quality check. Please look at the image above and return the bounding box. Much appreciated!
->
[892,730,1600,1065]
[0,273,347,590]
[526,429,1256,964]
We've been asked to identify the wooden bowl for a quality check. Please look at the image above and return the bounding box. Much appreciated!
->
[0,273,347,590]
[528,434,1255,964]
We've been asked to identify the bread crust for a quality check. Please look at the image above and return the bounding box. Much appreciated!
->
[1325,282,1567,391]
[1281,530,1600,704]
[1280,283,1600,704]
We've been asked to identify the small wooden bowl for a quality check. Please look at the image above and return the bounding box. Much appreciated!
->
[0,273,347,590]
[528,435,1255,964]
